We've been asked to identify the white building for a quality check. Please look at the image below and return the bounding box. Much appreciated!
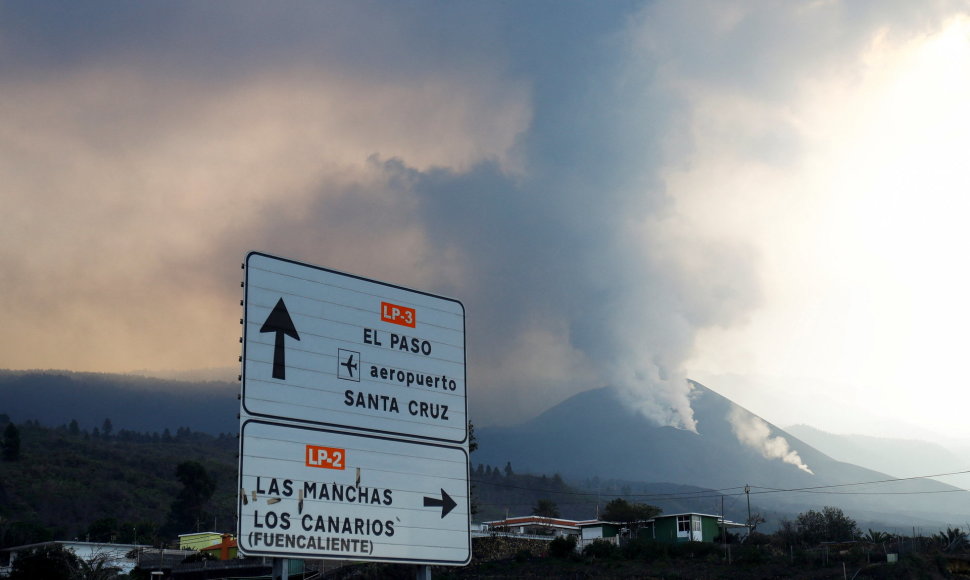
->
[0,540,149,576]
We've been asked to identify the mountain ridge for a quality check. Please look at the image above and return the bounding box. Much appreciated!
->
[3,369,969,529]
[474,382,970,529]
[0,369,238,434]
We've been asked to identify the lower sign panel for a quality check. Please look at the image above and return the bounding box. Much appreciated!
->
[238,420,470,565]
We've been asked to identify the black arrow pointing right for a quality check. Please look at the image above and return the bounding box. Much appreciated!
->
[259,298,300,380]
[423,488,458,518]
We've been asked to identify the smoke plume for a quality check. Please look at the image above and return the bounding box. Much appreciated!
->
[729,406,813,474]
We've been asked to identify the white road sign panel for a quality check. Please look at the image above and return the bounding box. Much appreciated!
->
[241,252,466,444]
[238,420,470,565]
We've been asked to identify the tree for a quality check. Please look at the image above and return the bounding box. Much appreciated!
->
[76,554,122,580]
[8,544,83,580]
[467,420,478,453]
[86,518,118,543]
[863,529,893,544]
[820,506,857,542]
[467,421,479,516]
[793,506,858,544]
[132,521,159,545]
[936,527,968,552]
[163,461,216,536]
[2,422,21,461]
[2,520,54,547]
[101,418,113,438]
[532,499,561,518]
[601,498,661,536]
[548,535,577,559]
[775,518,799,545]
[746,511,767,535]
[504,461,514,477]
[602,498,660,522]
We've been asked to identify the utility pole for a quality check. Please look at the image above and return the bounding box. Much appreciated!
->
[744,484,751,534]
[273,558,288,580]
[721,495,726,549]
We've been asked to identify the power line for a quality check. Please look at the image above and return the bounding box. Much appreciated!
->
[746,469,970,497]
[470,467,970,502]
[471,476,746,500]
[770,488,967,496]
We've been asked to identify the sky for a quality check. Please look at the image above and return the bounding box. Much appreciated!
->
[2,1,970,443]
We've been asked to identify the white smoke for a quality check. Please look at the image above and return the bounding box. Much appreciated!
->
[728,406,813,474]
[613,366,698,432]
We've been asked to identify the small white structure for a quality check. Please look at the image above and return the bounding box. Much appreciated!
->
[577,521,624,549]
[481,515,598,538]
[0,540,149,576]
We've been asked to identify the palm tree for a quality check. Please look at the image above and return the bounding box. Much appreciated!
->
[863,529,893,544]
[935,527,968,552]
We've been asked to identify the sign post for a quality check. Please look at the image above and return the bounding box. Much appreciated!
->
[237,252,470,567]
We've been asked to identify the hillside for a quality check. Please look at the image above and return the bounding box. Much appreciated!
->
[0,370,239,435]
[0,420,239,546]
[0,418,653,548]
[784,424,969,480]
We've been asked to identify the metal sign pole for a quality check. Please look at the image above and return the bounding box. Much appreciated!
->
[273,557,289,580]
[416,564,431,580]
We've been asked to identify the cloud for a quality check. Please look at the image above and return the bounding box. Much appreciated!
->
[0,1,766,429]
[0,59,529,373]
[8,1,964,430]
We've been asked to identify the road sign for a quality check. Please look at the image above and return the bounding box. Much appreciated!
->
[238,252,470,565]
[238,420,470,564]
[241,252,466,444]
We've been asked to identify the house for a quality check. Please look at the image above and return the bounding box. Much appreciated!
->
[480,512,747,547]
[480,516,595,538]
[178,531,225,551]
[576,520,624,549]
[479,516,627,550]
[642,512,747,543]
[199,534,238,560]
[0,540,149,576]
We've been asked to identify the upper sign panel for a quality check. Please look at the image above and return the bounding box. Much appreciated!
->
[242,252,466,443]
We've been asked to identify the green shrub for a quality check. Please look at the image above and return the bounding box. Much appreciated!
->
[8,544,82,580]
[734,544,768,564]
[669,540,720,560]
[621,538,669,561]
[549,535,578,559]
[745,531,772,546]
[582,539,618,559]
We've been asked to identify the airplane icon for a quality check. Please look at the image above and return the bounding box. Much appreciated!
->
[338,349,360,381]
[341,353,358,377]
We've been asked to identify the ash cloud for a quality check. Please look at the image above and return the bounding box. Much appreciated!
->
[12,2,962,429]
[349,2,763,428]
[0,1,764,428]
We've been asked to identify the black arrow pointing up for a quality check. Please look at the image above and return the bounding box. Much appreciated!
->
[260,298,300,380]
[423,488,457,518]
